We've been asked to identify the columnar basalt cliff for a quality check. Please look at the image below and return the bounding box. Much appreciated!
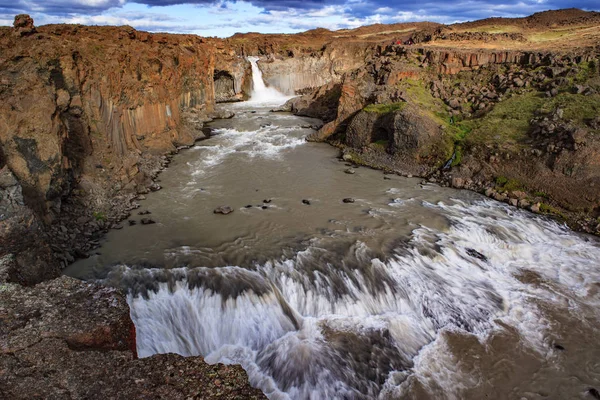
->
[1,20,219,282]
[2,9,600,399]
[0,17,268,397]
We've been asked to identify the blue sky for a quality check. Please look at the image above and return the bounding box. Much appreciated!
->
[0,1,598,37]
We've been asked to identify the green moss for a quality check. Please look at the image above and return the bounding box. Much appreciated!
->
[398,79,461,163]
[93,211,107,221]
[534,191,549,198]
[539,203,565,219]
[363,102,406,114]
[495,176,523,192]
[573,61,597,84]
[495,176,508,186]
[371,139,389,149]
[451,145,463,167]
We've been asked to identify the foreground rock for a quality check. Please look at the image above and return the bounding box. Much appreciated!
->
[0,276,265,399]
[214,206,234,214]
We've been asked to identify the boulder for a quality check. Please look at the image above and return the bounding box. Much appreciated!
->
[0,276,265,399]
[214,206,234,215]
[13,14,36,37]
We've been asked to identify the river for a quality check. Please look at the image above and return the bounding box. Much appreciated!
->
[65,58,600,399]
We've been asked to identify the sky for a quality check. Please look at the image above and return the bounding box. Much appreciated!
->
[0,0,598,37]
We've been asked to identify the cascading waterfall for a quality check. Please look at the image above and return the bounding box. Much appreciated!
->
[124,200,600,399]
[69,97,600,400]
[247,56,288,103]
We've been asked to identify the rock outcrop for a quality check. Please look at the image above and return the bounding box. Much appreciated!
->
[0,17,219,279]
[282,13,600,234]
[0,276,265,399]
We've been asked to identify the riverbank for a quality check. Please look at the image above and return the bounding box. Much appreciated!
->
[284,45,600,236]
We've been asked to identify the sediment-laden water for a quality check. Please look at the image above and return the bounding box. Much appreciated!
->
[66,59,600,399]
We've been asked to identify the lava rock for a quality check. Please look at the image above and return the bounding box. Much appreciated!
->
[466,248,488,262]
[343,198,355,203]
[261,205,268,210]
[214,206,234,215]
[302,199,311,205]
[263,199,272,204]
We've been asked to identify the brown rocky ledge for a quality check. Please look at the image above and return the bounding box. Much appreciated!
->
[0,276,265,399]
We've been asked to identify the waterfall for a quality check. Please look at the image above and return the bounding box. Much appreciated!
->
[247,56,287,103]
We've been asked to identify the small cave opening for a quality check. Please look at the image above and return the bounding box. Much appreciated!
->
[214,70,236,103]
[371,126,391,151]
[0,143,6,169]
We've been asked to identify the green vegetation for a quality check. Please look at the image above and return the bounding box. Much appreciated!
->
[573,61,597,84]
[540,203,565,219]
[451,145,463,167]
[458,25,521,34]
[371,139,389,149]
[363,102,406,114]
[538,92,600,125]
[93,211,107,221]
[495,176,523,192]
[398,79,461,163]
[465,91,544,148]
[529,30,570,43]
[534,191,549,199]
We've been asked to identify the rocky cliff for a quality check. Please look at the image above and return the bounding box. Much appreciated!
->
[0,16,263,398]
[0,19,221,282]
[284,20,600,234]
[0,276,265,399]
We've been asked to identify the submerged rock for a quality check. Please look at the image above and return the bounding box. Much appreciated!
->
[343,198,355,203]
[140,218,156,225]
[214,206,234,215]
[302,199,311,205]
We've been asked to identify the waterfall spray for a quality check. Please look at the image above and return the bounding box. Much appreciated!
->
[247,56,288,103]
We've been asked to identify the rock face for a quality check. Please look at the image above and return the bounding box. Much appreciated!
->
[345,104,446,175]
[0,19,218,279]
[12,14,36,37]
[214,46,252,102]
[0,276,265,399]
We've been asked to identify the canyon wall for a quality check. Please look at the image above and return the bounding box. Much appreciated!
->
[287,42,600,233]
[258,42,372,95]
[0,20,217,282]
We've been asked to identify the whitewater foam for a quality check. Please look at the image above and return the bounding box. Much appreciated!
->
[125,198,600,399]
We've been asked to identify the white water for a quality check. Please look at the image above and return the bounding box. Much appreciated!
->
[126,199,600,399]
[247,56,290,104]
[73,97,600,399]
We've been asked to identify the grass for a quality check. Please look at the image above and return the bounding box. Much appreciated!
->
[538,92,600,125]
[540,203,566,219]
[528,31,571,42]
[465,91,544,148]
[363,102,406,114]
[495,176,523,192]
[456,25,521,34]
[371,139,389,149]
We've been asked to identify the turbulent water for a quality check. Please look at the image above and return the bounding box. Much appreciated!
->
[66,62,600,399]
